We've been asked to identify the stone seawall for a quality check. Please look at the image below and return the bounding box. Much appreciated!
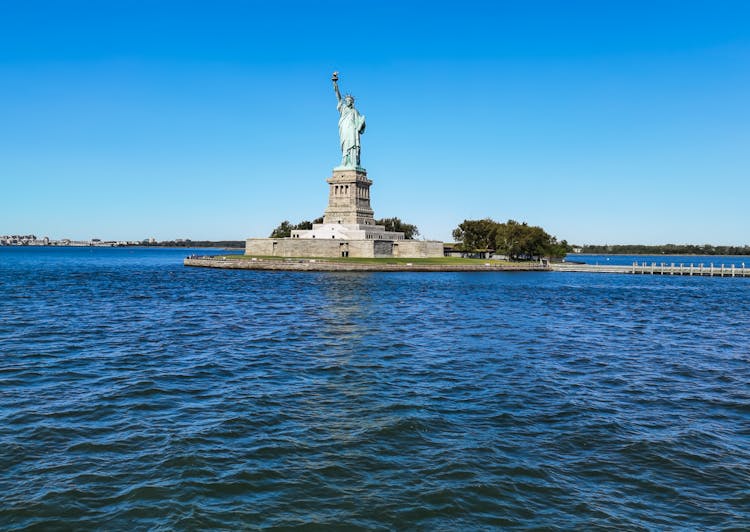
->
[184,257,550,273]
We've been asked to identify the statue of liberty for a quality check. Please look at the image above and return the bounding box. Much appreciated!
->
[332,72,366,168]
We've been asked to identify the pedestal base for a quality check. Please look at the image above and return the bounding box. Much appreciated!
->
[291,223,404,241]
[323,167,375,225]
[244,164,444,259]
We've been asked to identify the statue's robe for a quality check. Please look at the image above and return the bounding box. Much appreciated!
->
[337,100,366,164]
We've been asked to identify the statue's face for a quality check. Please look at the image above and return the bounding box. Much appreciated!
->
[345,96,354,107]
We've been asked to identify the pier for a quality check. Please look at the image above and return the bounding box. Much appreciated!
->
[552,261,750,277]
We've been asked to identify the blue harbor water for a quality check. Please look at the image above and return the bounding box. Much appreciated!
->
[2,247,749,529]
[569,253,750,268]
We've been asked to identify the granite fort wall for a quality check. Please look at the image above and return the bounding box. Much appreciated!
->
[246,238,377,258]
[245,238,444,258]
[394,240,444,258]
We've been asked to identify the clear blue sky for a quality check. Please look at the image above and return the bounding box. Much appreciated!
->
[1,0,748,244]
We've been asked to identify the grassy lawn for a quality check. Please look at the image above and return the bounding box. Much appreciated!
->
[208,254,533,266]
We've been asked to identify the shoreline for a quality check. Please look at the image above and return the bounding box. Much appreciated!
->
[184,256,550,273]
[184,256,750,277]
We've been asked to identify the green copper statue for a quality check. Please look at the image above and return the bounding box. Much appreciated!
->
[332,72,366,168]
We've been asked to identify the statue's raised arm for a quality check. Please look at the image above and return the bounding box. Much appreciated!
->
[332,71,342,102]
[331,72,366,168]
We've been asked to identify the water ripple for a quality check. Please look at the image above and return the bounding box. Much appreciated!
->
[1,248,749,529]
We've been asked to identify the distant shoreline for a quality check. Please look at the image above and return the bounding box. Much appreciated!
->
[0,244,244,250]
[3,245,749,258]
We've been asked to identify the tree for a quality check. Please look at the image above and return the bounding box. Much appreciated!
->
[453,218,569,259]
[546,238,570,259]
[270,220,294,238]
[269,217,325,238]
[294,220,313,231]
[494,219,524,259]
[496,220,568,260]
[452,218,497,251]
[376,217,420,239]
[579,243,750,255]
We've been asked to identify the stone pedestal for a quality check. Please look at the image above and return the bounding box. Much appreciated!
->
[245,165,444,259]
[292,167,405,243]
[323,167,375,225]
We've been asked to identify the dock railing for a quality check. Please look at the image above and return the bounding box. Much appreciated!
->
[628,261,749,277]
[552,261,749,278]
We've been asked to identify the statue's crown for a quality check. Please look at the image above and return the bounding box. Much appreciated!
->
[345,93,355,100]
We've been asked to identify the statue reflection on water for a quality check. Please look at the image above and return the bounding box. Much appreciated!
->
[297,274,386,447]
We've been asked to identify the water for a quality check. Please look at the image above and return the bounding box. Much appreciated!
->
[2,247,749,529]
[569,253,750,268]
